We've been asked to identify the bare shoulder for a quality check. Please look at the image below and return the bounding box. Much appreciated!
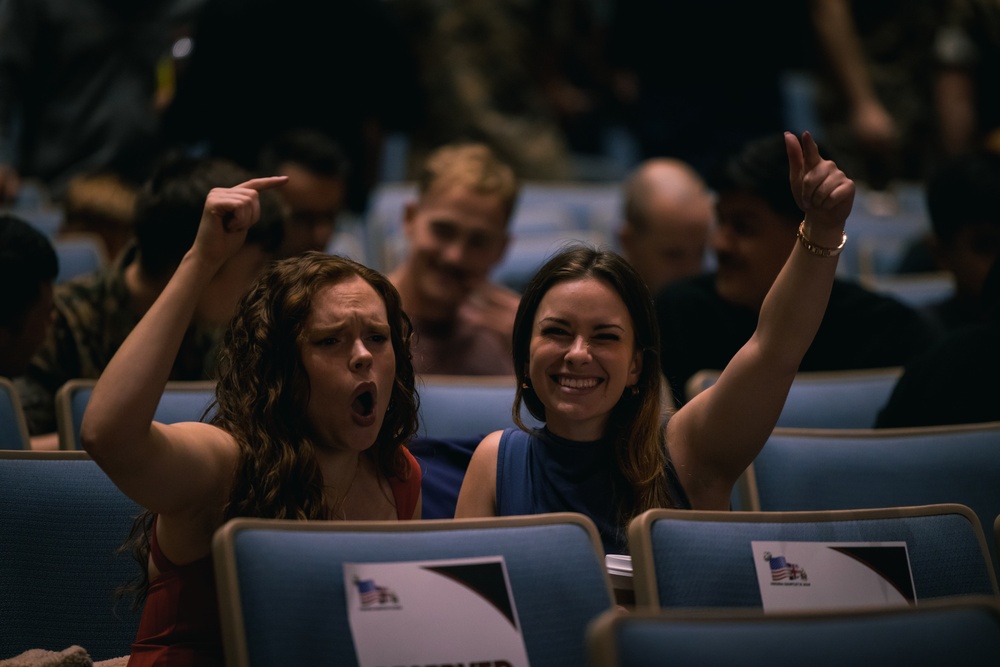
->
[455,430,503,517]
[470,429,503,463]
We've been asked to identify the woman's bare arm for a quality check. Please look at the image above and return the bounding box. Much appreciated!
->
[81,177,287,516]
[668,132,855,509]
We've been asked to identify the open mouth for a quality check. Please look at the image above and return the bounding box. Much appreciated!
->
[352,390,375,418]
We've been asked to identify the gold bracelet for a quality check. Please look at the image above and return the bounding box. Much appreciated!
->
[797,221,847,258]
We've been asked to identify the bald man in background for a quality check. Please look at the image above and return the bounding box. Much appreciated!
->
[618,158,715,294]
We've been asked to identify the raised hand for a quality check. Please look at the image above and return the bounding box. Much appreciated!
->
[191,176,288,267]
[784,131,855,241]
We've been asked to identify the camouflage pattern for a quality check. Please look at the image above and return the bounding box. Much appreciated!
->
[15,241,221,435]
[395,0,574,181]
[812,0,952,187]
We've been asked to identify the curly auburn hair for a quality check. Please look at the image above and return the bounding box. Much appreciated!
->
[121,252,418,606]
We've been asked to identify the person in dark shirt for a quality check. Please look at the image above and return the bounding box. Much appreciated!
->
[0,214,58,379]
[875,255,1000,427]
[655,133,939,406]
[15,154,284,440]
[919,149,1000,334]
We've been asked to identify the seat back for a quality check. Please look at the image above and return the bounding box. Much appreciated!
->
[53,233,107,283]
[490,229,609,293]
[685,367,903,429]
[55,378,217,450]
[415,374,541,440]
[213,513,615,667]
[409,376,544,518]
[744,422,1000,571]
[859,271,957,309]
[0,450,144,660]
[407,435,480,519]
[0,377,30,450]
[586,597,1000,667]
[628,505,997,610]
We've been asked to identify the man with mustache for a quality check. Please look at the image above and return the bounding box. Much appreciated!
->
[389,142,520,376]
[654,133,939,408]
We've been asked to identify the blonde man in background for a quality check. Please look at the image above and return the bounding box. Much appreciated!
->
[390,142,520,375]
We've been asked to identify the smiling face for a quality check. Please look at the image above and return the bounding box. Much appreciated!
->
[298,276,397,453]
[528,277,642,441]
[712,191,797,311]
[400,183,510,317]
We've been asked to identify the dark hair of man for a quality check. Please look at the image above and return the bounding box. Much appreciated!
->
[926,149,1000,245]
[707,133,806,223]
[258,128,351,179]
[0,214,59,329]
[134,152,284,282]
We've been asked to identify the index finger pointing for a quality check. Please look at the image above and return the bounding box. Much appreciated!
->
[234,175,289,191]
[800,130,822,169]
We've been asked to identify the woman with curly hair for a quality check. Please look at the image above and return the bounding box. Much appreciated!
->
[455,132,855,555]
[81,176,421,665]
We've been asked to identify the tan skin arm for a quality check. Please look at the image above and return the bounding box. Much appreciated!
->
[809,0,897,153]
[80,177,288,555]
[667,132,854,510]
[936,67,977,156]
[454,134,854,519]
[454,429,502,517]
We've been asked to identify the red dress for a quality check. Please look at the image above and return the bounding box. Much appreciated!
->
[126,447,422,666]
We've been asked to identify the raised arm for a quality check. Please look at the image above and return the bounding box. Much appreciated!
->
[667,132,854,509]
[80,177,287,515]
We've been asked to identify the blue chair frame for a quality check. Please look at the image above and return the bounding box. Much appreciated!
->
[685,366,904,429]
[742,422,1000,571]
[213,513,615,667]
[55,378,216,450]
[415,374,541,441]
[628,505,998,611]
[586,596,1000,667]
[0,377,30,450]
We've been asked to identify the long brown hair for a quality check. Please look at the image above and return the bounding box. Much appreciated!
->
[121,252,418,606]
[511,244,673,538]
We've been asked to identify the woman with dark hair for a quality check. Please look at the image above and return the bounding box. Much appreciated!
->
[81,176,421,665]
[455,132,855,554]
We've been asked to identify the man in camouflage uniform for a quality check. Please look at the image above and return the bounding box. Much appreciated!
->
[15,155,284,441]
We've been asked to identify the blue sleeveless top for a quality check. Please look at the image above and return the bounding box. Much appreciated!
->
[496,427,690,555]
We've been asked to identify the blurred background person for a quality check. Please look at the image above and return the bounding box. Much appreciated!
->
[257,128,350,259]
[618,157,715,294]
[0,214,58,379]
[389,142,519,376]
[60,169,139,264]
[876,255,1000,428]
[655,133,940,406]
[807,0,947,194]
[0,0,205,205]
[934,0,1000,158]
[917,148,1000,334]
[15,154,284,442]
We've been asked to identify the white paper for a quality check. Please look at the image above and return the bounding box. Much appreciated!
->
[345,556,530,667]
[751,541,916,612]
